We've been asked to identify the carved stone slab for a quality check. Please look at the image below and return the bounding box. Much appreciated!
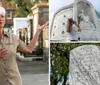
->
[70,45,100,85]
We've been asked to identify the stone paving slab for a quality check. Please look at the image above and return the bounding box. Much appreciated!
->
[21,74,49,85]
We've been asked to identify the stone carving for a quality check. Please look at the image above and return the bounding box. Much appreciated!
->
[70,45,100,85]
[50,0,100,42]
[78,9,95,30]
[78,9,86,22]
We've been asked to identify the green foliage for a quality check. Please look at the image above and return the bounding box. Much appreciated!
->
[50,43,100,85]
[35,46,43,55]
[50,43,69,85]
[6,0,48,17]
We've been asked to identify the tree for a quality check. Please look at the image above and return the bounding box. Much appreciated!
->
[6,0,48,17]
[50,43,100,85]
[50,43,69,85]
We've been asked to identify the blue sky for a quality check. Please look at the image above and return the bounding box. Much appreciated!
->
[49,0,100,24]
[14,18,28,31]
[50,0,100,15]
[13,18,28,35]
[88,0,100,12]
[16,20,28,29]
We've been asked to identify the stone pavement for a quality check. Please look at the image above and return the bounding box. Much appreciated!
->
[21,74,49,85]
[17,60,49,85]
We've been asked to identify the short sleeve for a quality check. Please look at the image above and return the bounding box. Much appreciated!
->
[11,34,27,51]
[72,24,78,31]
[17,39,27,51]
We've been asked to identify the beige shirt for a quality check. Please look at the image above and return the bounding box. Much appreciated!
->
[0,32,26,85]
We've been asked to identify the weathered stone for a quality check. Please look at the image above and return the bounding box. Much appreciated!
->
[70,45,100,85]
[50,0,100,42]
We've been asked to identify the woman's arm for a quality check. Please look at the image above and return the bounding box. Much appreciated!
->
[21,21,48,54]
[77,26,81,32]
[74,21,81,32]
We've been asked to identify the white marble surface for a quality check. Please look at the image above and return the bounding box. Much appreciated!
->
[50,0,100,41]
[70,45,100,85]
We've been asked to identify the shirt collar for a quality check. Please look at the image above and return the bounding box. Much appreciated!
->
[3,31,10,37]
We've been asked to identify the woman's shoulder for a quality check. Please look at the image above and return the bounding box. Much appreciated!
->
[4,32,19,40]
[72,24,79,31]
[72,24,78,28]
[72,24,77,27]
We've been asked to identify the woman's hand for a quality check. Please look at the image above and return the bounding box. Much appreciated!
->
[37,21,49,32]
[0,48,7,58]
[21,21,49,54]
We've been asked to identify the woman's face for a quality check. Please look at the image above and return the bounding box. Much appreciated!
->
[0,14,5,28]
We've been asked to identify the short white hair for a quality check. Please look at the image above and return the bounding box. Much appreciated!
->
[0,6,6,16]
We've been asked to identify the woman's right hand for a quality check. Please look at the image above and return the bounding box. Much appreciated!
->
[0,48,7,58]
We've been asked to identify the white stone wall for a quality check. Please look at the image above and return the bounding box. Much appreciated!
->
[50,0,100,42]
[50,6,73,41]
[70,45,100,85]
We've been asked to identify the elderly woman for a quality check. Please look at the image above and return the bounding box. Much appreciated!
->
[0,6,48,85]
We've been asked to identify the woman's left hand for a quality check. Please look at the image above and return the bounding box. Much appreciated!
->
[37,21,49,32]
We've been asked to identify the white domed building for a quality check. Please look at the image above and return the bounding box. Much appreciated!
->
[50,0,100,42]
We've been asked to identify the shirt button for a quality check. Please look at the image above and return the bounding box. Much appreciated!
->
[6,79,9,82]
[5,70,8,73]
[4,62,6,64]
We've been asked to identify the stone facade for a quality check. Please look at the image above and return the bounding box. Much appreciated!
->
[50,0,100,42]
[31,2,49,48]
